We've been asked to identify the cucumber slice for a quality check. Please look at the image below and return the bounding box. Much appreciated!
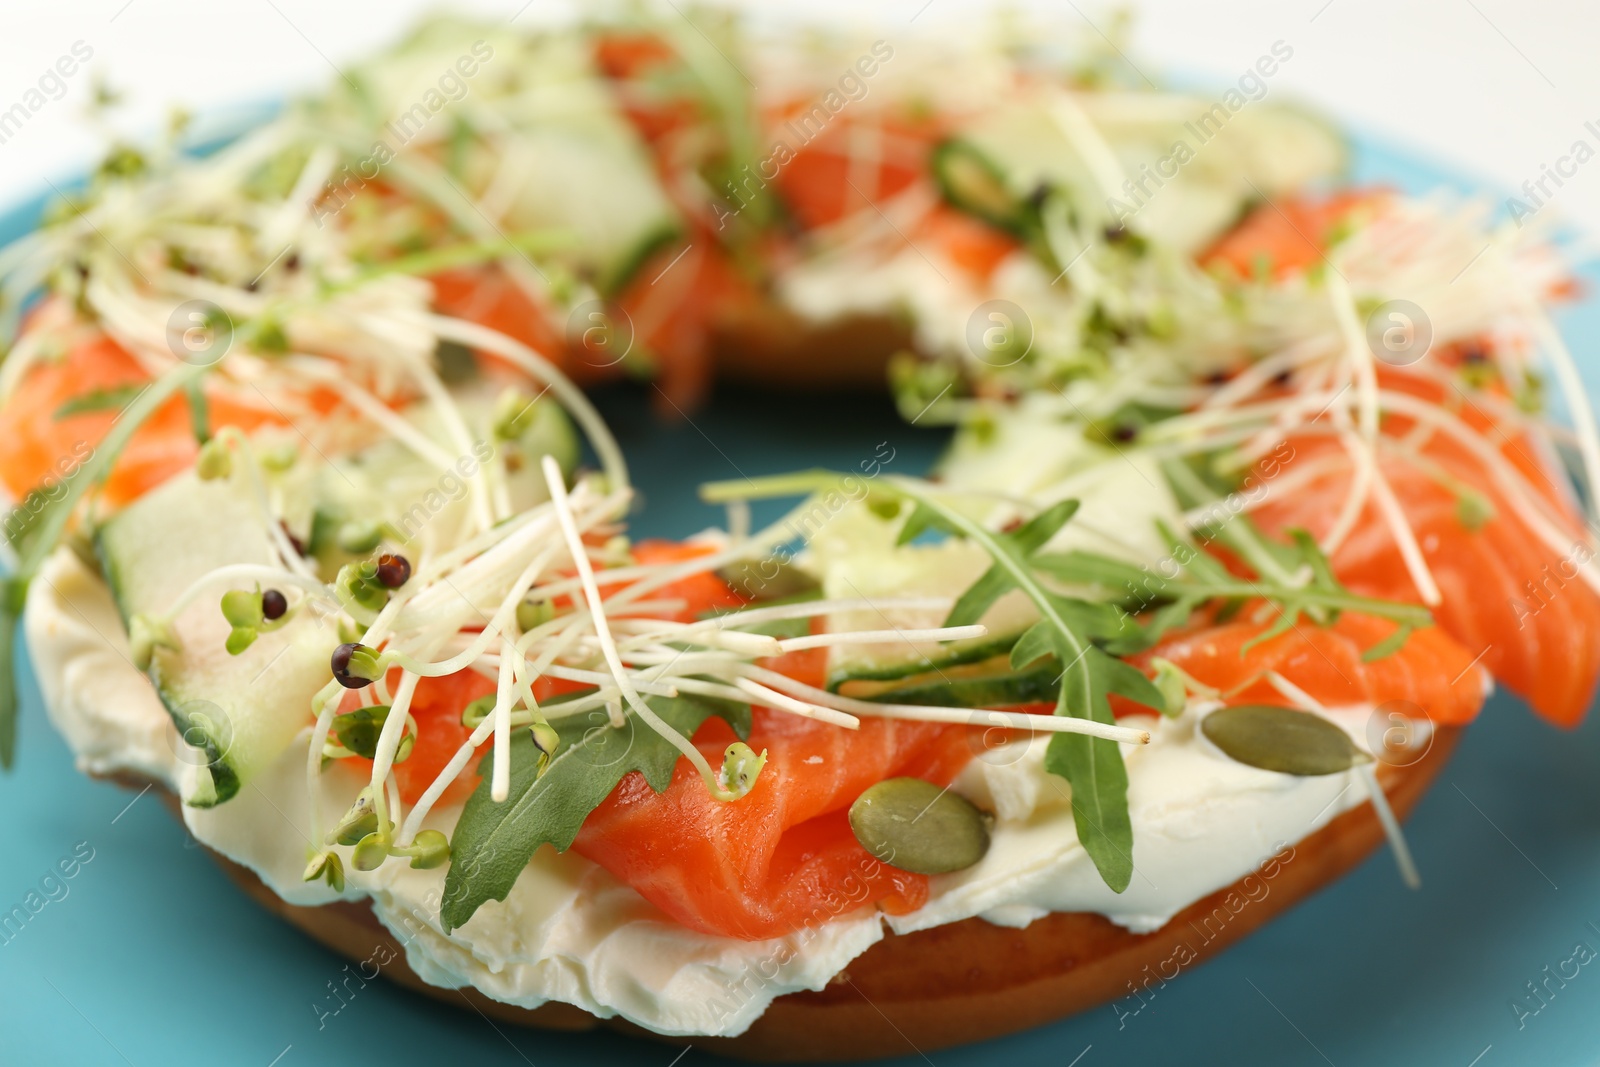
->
[938,94,1346,255]
[302,382,577,562]
[817,528,1040,691]
[931,139,1034,237]
[97,474,340,807]
[327,20,684,297]
[491,132,683,296]
[935,400,1180,564]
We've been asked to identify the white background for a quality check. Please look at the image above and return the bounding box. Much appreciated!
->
[0,0,1594,231]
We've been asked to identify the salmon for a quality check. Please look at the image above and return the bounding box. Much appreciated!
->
[912,205,1023,283]
[624,538,748,622]
[428,265,575,376]
[574,648,973,940]
[1200,190,1384,280]
[613,235,758,411]
[1121,610,1489,726]
[342,668,496,807]
[0,319,282,506]
[1251,400,1600,726]
[769,109,943,231]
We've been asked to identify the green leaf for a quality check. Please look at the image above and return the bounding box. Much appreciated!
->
[1031,550,1153,598]
[333,704,393,759]
[1238,607,1299,654]
[1100,651,1166,714]
[895,502,949,546]
[440,694,749,934]
[944,499,1081,628]
[52,384,144,420]
[1044,648,1135,893]
[1288,529,1339,591]
[1009,499,1082,555]
[881,480,1136,891]
[1009,619,1058,671]
[1360,624,1414,663]
[945,566,1015,628]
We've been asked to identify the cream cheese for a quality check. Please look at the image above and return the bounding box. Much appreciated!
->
[28,545,1378,1038]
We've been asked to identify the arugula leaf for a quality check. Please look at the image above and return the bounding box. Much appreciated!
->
[1360,623,1415,663]
[1031,515,1435,661]
[439,693,749,934]
[894,502,945,546]
[1045,648,1162,893]
[53,384,145,420]
[881,480,1144,891]
[944,499,1079,627]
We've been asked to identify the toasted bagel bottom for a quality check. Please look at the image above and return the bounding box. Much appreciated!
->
[142,725,1456,1061]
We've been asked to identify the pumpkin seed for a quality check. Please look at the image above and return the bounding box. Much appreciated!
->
[848,777,991,874]
[1200,704,1369,776]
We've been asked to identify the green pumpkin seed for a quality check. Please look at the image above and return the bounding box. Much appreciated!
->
[848,777,991,875]
[1200,704,1369,776]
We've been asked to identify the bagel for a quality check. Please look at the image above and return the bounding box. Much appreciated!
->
[4,8,1591,1061]
[157,725,1455,1061]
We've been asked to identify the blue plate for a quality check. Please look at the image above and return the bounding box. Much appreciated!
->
[4,133,1600,1067]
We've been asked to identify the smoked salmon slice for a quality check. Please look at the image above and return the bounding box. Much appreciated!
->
[573,703,972,941]
[1250,371,1600,727]
[1123,611,1489,726]
[1200,190,1384,280]
[571,591,973,942]
[0,318,283,506]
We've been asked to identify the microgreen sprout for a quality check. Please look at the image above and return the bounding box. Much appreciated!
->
[718,742,768,799]
[529,719,561,777]
[351,830,392,872]
[303,849,345,893]
[516,598,553,633]
[218,585,296,656]
[329,703,410,761]
[258,442,298,472]
[395,829,450,870]
[195,436,233,481]
[261,589,288,620]
[1148,657,1217,717]
[331,642,387,689]
[461,695,497,730]
[337,521,386,554]
[328,790,380,846]
[335,561,391,614]
[491,387,540,440]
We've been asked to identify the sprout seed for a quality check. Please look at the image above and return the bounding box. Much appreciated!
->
[376,553,411,588]
[332,642,383,689]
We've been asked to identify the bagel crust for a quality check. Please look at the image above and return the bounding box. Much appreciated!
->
[156,726,1457,1061]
